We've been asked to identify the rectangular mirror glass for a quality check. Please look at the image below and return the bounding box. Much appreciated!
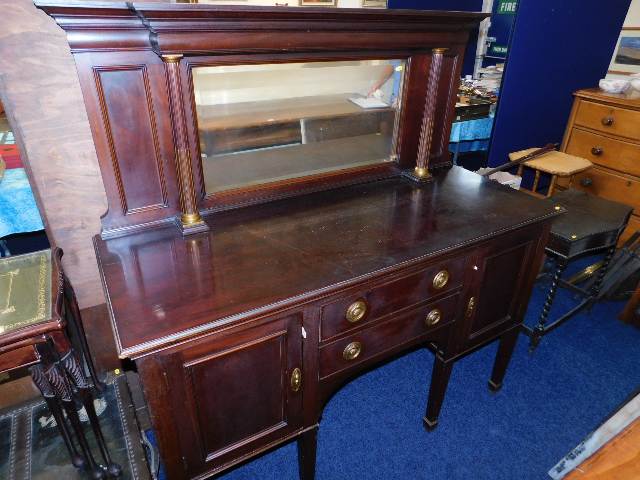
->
[193,59,406,194]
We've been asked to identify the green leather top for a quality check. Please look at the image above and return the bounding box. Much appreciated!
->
[0,249,51,335]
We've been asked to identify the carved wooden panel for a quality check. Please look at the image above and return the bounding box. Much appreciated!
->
[152,314,303,478]
[429,48,465,168]
[470,241,533,337]
[94,67,167,213]
[73,51,180,236]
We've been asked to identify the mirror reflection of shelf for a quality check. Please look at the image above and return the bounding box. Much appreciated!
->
[194,59,404,193]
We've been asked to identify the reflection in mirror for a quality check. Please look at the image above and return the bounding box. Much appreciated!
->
[193,60,406,194]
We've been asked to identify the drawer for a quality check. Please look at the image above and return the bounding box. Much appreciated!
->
[571,166,640,213]
[319,257,465,341]
[319,292,459,379]
[565,128,640,177]
[0,345,39,374]
[574,100,640,141]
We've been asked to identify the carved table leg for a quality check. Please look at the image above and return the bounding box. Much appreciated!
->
[423,354,454,431]
[63,279,105,391]
[30,363,85,469]
[62,350,122,477]
[530,256,568,351]
[589,246,616,298]
[488,327,519,392]
[39,346,106,480]
[297,426,318,480]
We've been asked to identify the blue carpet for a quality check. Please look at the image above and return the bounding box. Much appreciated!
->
[154,264,640,480]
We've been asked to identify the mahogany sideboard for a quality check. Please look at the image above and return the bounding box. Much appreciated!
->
[34,3,560,478]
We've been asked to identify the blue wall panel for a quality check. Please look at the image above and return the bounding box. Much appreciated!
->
[389,0,483,76]
[487,0,631,166]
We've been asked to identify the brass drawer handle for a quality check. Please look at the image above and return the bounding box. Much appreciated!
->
[432,270,449,290]
[343,341,362,361]
[590,146,603,156]
[290,367,302,392]
[425,308,442,327]
[345,299,367,323]
[465,297,476,318]
[601,116,614,127]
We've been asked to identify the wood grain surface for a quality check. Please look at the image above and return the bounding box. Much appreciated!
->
[566,418,640,479]
[0,0,107,309]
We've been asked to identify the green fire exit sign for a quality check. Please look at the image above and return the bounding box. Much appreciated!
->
[497,0,517,14]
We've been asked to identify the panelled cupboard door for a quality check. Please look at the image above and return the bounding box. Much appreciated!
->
[150,314,304,478]
[465,227,538,345]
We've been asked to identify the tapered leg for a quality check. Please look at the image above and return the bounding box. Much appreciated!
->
[423,354,453,430]
[62,351,122,477]
[30,364,85,469]
[488,328,520,392]
[297,427,318,480]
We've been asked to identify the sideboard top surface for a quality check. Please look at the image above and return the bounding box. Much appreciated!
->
[95,167,558,358]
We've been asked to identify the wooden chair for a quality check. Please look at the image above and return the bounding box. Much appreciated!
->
[509,147,592,197]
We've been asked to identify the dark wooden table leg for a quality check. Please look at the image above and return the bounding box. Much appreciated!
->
[38,342,106,480]
[530,256,567,351]
[589,246,616,298]
[297,426,318,480]
[423,353,453,431]
[62,350,122,477]
[63,277,106,391]
[488,327,519,392]
[30,363,86,469]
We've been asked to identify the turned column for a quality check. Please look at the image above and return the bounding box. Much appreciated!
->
[406,47,448,182]
[162,54,209,235]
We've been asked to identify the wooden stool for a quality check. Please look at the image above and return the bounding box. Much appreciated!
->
[522,190,632,350]
[509,148,592,197]
[0,248,121,479]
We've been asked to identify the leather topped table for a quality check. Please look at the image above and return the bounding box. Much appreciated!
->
[0,249,121,479]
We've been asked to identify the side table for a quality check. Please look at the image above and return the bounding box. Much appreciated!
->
[0,248,121,479]
[522,189,632,350]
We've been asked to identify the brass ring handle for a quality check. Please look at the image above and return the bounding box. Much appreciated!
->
[425,309,442,327]
[590,146,603,156]
[601,116,614,126]
[345,299,367,323]
[290,367,302,392]
[343,341,362,361]
[432,270,450,290]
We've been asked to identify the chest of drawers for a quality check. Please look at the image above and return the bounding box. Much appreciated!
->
[560,88,640,242]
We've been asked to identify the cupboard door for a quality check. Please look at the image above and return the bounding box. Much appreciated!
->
[143,315,304,478]
[465,228,540,344]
